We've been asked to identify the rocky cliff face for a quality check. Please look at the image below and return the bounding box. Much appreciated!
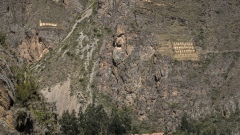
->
[1,0,240,133]
[0,0,84,63]
[0,0,85,133]
[32,0,240,132]
[0,49,19,134]
[0,85,16,135]
[18,30,49,63]
[96,0,240,131]
[0,47,60,134]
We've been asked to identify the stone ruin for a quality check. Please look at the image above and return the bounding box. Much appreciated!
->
[39,20,58,27]
[172,42,199,61]
[143,0,151,2]
[158,41,199,61]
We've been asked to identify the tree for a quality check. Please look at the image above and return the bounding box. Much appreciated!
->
[59,104,132,135]
[14,67,37,105]
[59,110,79,135]
[180,114,189,132]
[108,107,131,135]
[83,104,108,135]
[78,109,85,135]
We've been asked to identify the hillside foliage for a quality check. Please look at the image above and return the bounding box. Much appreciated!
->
[59,104,132,135]
[173,112,240,135]
[13,67,37,106]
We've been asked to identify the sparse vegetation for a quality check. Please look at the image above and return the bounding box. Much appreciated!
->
[93,28,102,37]
[62,44,68,51]
[104,27,112,34]
[0,31,6,46]
[15,109,33,133]
[79,77,88,91]
[34,109,55,126]
[13,67,38,106]
[169,103,179,109]
[66,51,75,58]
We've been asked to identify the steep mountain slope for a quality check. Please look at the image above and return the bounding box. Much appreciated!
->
[0,47,19,134]
[34,0,240,132]
[1,0,240,134]
[0,0,87,134]
[96,0,240,132]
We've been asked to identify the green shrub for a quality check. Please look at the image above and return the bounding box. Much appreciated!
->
[169,103,179,109]
[104,27,112,33]
[13,67,37,105]
[15,110,28,129]
[34,109,53,126]
[0,31,6,45]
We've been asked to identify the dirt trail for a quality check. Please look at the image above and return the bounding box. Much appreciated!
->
[41,2,98,109]
[87,61,97,104]
[62,6,93,43]
[75,32,86,55]
[86,38,99,104]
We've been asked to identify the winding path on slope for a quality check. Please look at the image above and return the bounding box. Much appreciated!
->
[60,3,96,105]
[61,5,93,43]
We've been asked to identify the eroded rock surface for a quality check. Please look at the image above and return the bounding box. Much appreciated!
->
[41,79,80,116]
[18,30,50,63]
[0,85,16,134]
[0,57,18,134]
[96,0,240,132]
